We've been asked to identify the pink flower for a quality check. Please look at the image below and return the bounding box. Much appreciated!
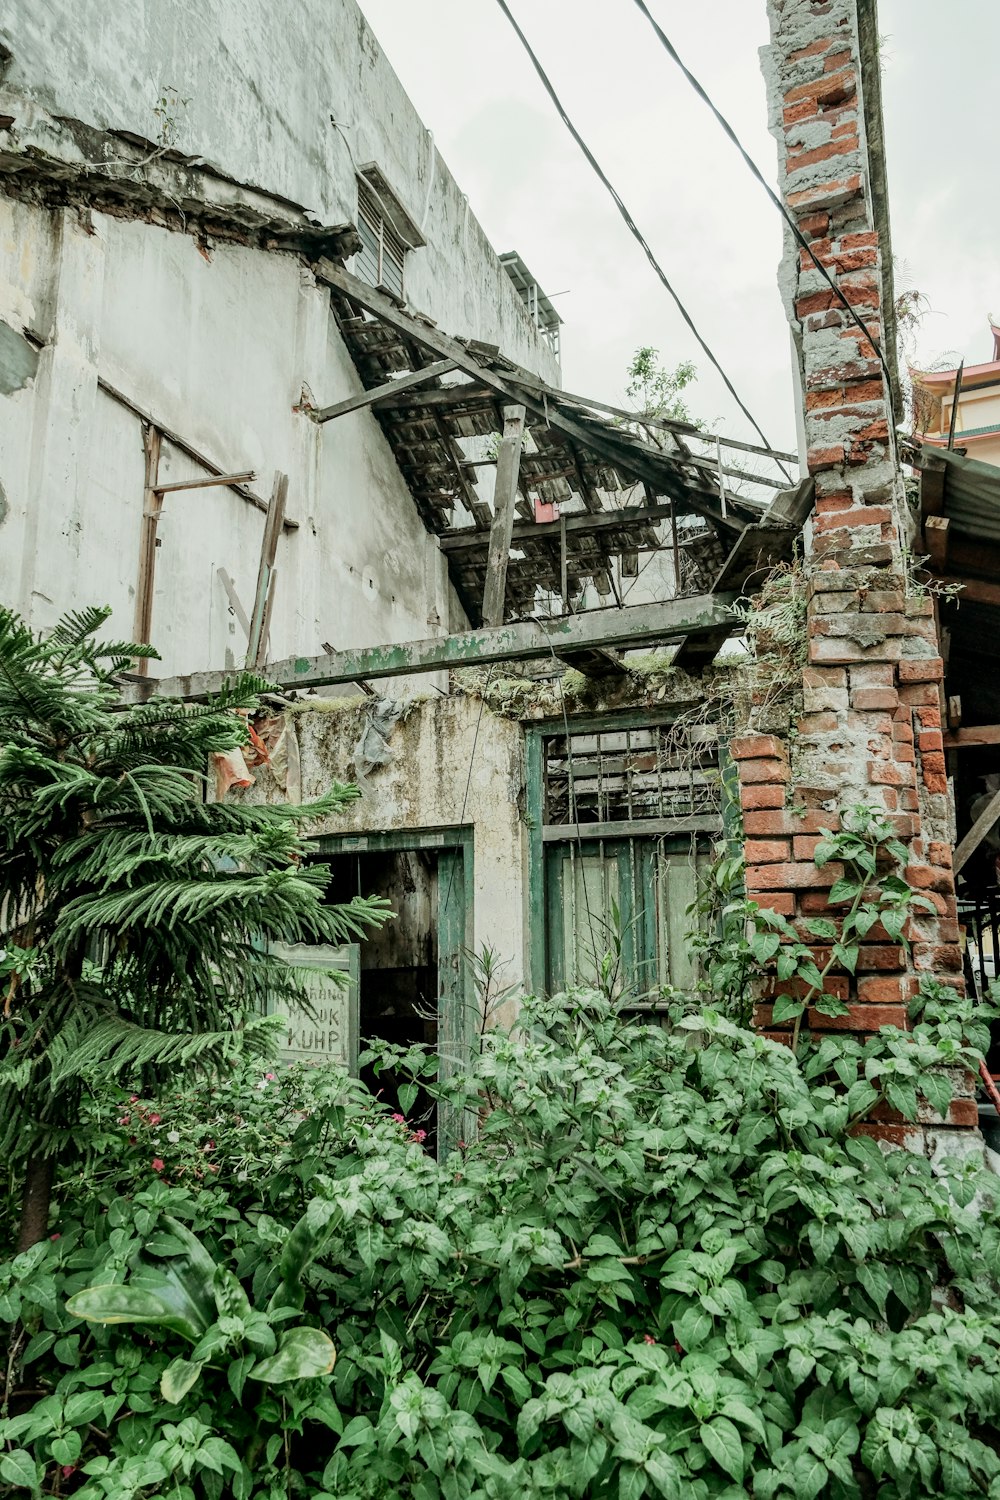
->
[265,1072,277,1081]
[643,1334,656,1345]
[129,1094,139,1103]
[391,1113,406,1124]
[61,1467,76,1480]
[118,1114,130,1125]
[50,1233,61,1242]
[410,1129,427,1143]
[457,1141,467,1150]
[147,1113,162,1127]
[151,1157,165,1172]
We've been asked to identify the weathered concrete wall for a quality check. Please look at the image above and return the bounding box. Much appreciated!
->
[743,0,970,1140]
[242,697,529,997]
[0,0,559,674]
[0,0,556,377]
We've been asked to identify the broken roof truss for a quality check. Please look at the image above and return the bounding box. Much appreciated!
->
[311,260,803,626]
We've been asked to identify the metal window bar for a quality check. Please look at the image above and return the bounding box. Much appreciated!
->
[542,723,719,825]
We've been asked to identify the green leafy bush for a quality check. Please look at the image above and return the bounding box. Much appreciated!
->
[2,996,1000,1498]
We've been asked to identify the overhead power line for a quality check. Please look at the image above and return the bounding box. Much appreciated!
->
[493,0,794,481]
[630,0,895,400]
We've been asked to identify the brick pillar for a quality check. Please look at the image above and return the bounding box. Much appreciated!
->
[736,0,972,1134]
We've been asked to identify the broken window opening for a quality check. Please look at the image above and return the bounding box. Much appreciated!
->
[542,722,721,827]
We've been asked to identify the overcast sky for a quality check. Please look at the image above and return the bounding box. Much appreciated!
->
[356,0,999,455]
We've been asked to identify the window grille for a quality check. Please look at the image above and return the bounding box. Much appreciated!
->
[355,179,406,298]
[543,722,719,827]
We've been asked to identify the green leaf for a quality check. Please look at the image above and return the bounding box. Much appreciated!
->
[885,1081,918,1122]
[397,1082,418,1116]
[776,951,798,981]
[832,943,859,975]
[751,932,781,964]
[828,878,861,905]
[250,1326,336,1384]
[813,838,839,868]
[0,1450,39,1492]
[701,1417,745,1482]
[771,994,805,1024]
[805,918,838,940]
[67,1283,201,1340]
[161,1356,204,1403]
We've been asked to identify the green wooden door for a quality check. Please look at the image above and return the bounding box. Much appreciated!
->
[437,847,472,1155]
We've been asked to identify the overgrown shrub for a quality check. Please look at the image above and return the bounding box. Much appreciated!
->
[2,993,1000,1499]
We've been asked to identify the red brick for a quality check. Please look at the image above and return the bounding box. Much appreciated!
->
[868,761,914,787]
[921,751,946,774]
[809,1003,906,1032]
[853,1122,920,1146]
[891,722,914,743]
[927,841,952,868]
[758,1029,795,1048]
[788,35,835,62]
[912,943,962,973]
[945,1099,979,1129]
[905,864,952,893]
[918,729,943,753]
[807,444,847,471]
[898,658,944,683]
[803,665,848,687]
[856,945,906,971]
[784,67,857,107]
[739,758,792,785]
[899,684,940,707]
[814,505,893,533]
[752,891,796,918]
[857,975,903,1004]
[746,861,844,892]
[798,710,841,735]
[849,662,896,686]
[923,771,948,796]
[744,839,790,864]
[788,133,860,175]
[743,810,841,836]
[730,734,786,761]
[740,784,787,811]
[851,687,898,710]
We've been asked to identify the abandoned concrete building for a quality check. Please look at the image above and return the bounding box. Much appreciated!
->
[1,0,996,1152]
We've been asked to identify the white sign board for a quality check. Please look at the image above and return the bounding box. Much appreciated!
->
[267,942,360,1073]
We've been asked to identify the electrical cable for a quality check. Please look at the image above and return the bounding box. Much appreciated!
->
[493,0,794,482]
[630,0,896,401]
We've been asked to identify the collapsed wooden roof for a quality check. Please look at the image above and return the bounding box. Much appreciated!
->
[314,260,806,629]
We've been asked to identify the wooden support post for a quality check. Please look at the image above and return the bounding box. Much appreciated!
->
[132,424,162,672]
[954,786,1000,876]
[482,404,525,627]
[246,472,288,668]
[154,471,255,495]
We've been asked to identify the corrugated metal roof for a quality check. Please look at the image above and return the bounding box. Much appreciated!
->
[922,444,1000,545]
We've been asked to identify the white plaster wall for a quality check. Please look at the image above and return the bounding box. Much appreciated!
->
[0,199,463,677]
[0,0,558,382]
[243,698,529,997]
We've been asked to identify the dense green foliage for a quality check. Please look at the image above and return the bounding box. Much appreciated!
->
[2,992,1000,1499]
[0,604,386,1248]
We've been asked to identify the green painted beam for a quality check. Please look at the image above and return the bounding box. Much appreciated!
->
[121,593,739,702]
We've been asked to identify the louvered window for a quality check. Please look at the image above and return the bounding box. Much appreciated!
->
[355,180,406,298]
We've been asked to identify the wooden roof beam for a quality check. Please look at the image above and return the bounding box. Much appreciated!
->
[120,592,739,701]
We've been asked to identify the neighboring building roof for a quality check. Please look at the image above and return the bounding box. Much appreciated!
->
[499,252,563,335]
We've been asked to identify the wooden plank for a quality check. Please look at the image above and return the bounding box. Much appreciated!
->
[246,472,288,669]
[925,514,950,570]
[555,646,626,679]
[439,500,678,554]
[318,261,746,532]
[154,470,255,494]
[312,359,456,422]
[943,725,1000,749]
[954,786,1000,875]
[132,424,162,672]
[97,375,296,528]
[482,404,526,626]
[121,591,740,702]
[217,567,251,636]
